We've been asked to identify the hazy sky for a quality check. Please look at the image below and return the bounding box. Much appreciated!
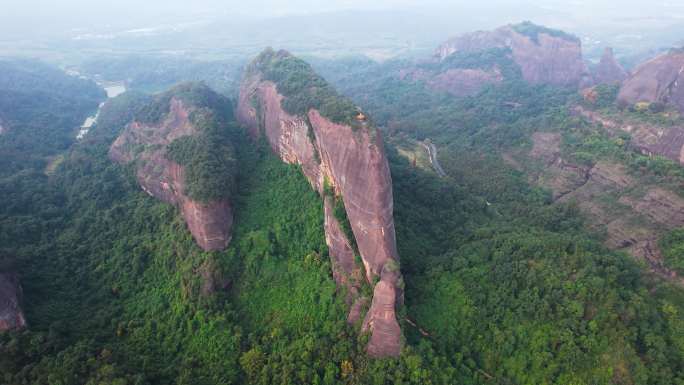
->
[2,0,683,56]
[4,0,683,30]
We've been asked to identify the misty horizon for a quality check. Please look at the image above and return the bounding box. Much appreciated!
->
[2,0,683,62]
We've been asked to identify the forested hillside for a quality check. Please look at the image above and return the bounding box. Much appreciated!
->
[314,51,684,383]
[1,48,684,385]
[0,60,104,176]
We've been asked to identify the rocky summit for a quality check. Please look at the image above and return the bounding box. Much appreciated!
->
[593,47,629,85]
[435,21,591,88]
[618,49,684,113]
[110,83,236,251]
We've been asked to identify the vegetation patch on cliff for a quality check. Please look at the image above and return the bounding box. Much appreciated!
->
[166,106,237,203]
[135,82,231,125]
[435,47,522,80]
[130,82,238,203]
[248,48,363,127]
[511,21,581,44]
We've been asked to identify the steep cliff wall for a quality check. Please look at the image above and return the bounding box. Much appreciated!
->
[435,22,590,88]
[110,84,234,251]
[237,49,403,357]
[0,273,26,332]
[618,49,684,113]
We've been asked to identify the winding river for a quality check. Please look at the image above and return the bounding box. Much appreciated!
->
[76,81,126,140]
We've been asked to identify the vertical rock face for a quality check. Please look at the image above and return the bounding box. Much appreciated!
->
[618,49,684,113]
[593,47,628,85]
[236,49,403,357]
[110,84,234,251]
[0,273,26,332]
[435,22,590,87]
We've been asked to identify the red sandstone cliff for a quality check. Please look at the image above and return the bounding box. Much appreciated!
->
[618,49,684,113]
[0,273,26,331]
[236,49,403,357]
[435,22,590,88]
[593,47,628,85]
[109,94,233,252]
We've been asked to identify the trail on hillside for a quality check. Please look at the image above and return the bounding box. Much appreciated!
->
[422,139,447,178]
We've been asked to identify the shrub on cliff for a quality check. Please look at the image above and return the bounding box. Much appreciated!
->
[135,82,231,125]
[661,228,684,275]
[512,21,581,44]
[166,106,237,203]
[249,49,360,126]
[437,47,522,80]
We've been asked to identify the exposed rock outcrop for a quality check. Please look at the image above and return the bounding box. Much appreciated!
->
[436,22,590,87]
[110,84,234,251]
[0,273,26,332]
[593,47,628,85]
[237,49,403,357]
[574,105,684,165]
[618,49,684,113]
[525,133,684,283]
[620,188,684,229]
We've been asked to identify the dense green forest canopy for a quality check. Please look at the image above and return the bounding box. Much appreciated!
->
[0,59,104,177]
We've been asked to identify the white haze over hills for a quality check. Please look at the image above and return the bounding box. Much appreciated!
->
[1,0,683,63]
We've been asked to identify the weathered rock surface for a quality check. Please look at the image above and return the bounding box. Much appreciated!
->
[0,273,26,332]
[528,132,589,200]
[620,188,684,229]
[574,105,684,165]
[436,23,590,87]
[593,47,628,85]
[323,196,363,310]
[524,134,684,283]
[618,49,684,113]
[110,96,233,251]
[237,49,403,357]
